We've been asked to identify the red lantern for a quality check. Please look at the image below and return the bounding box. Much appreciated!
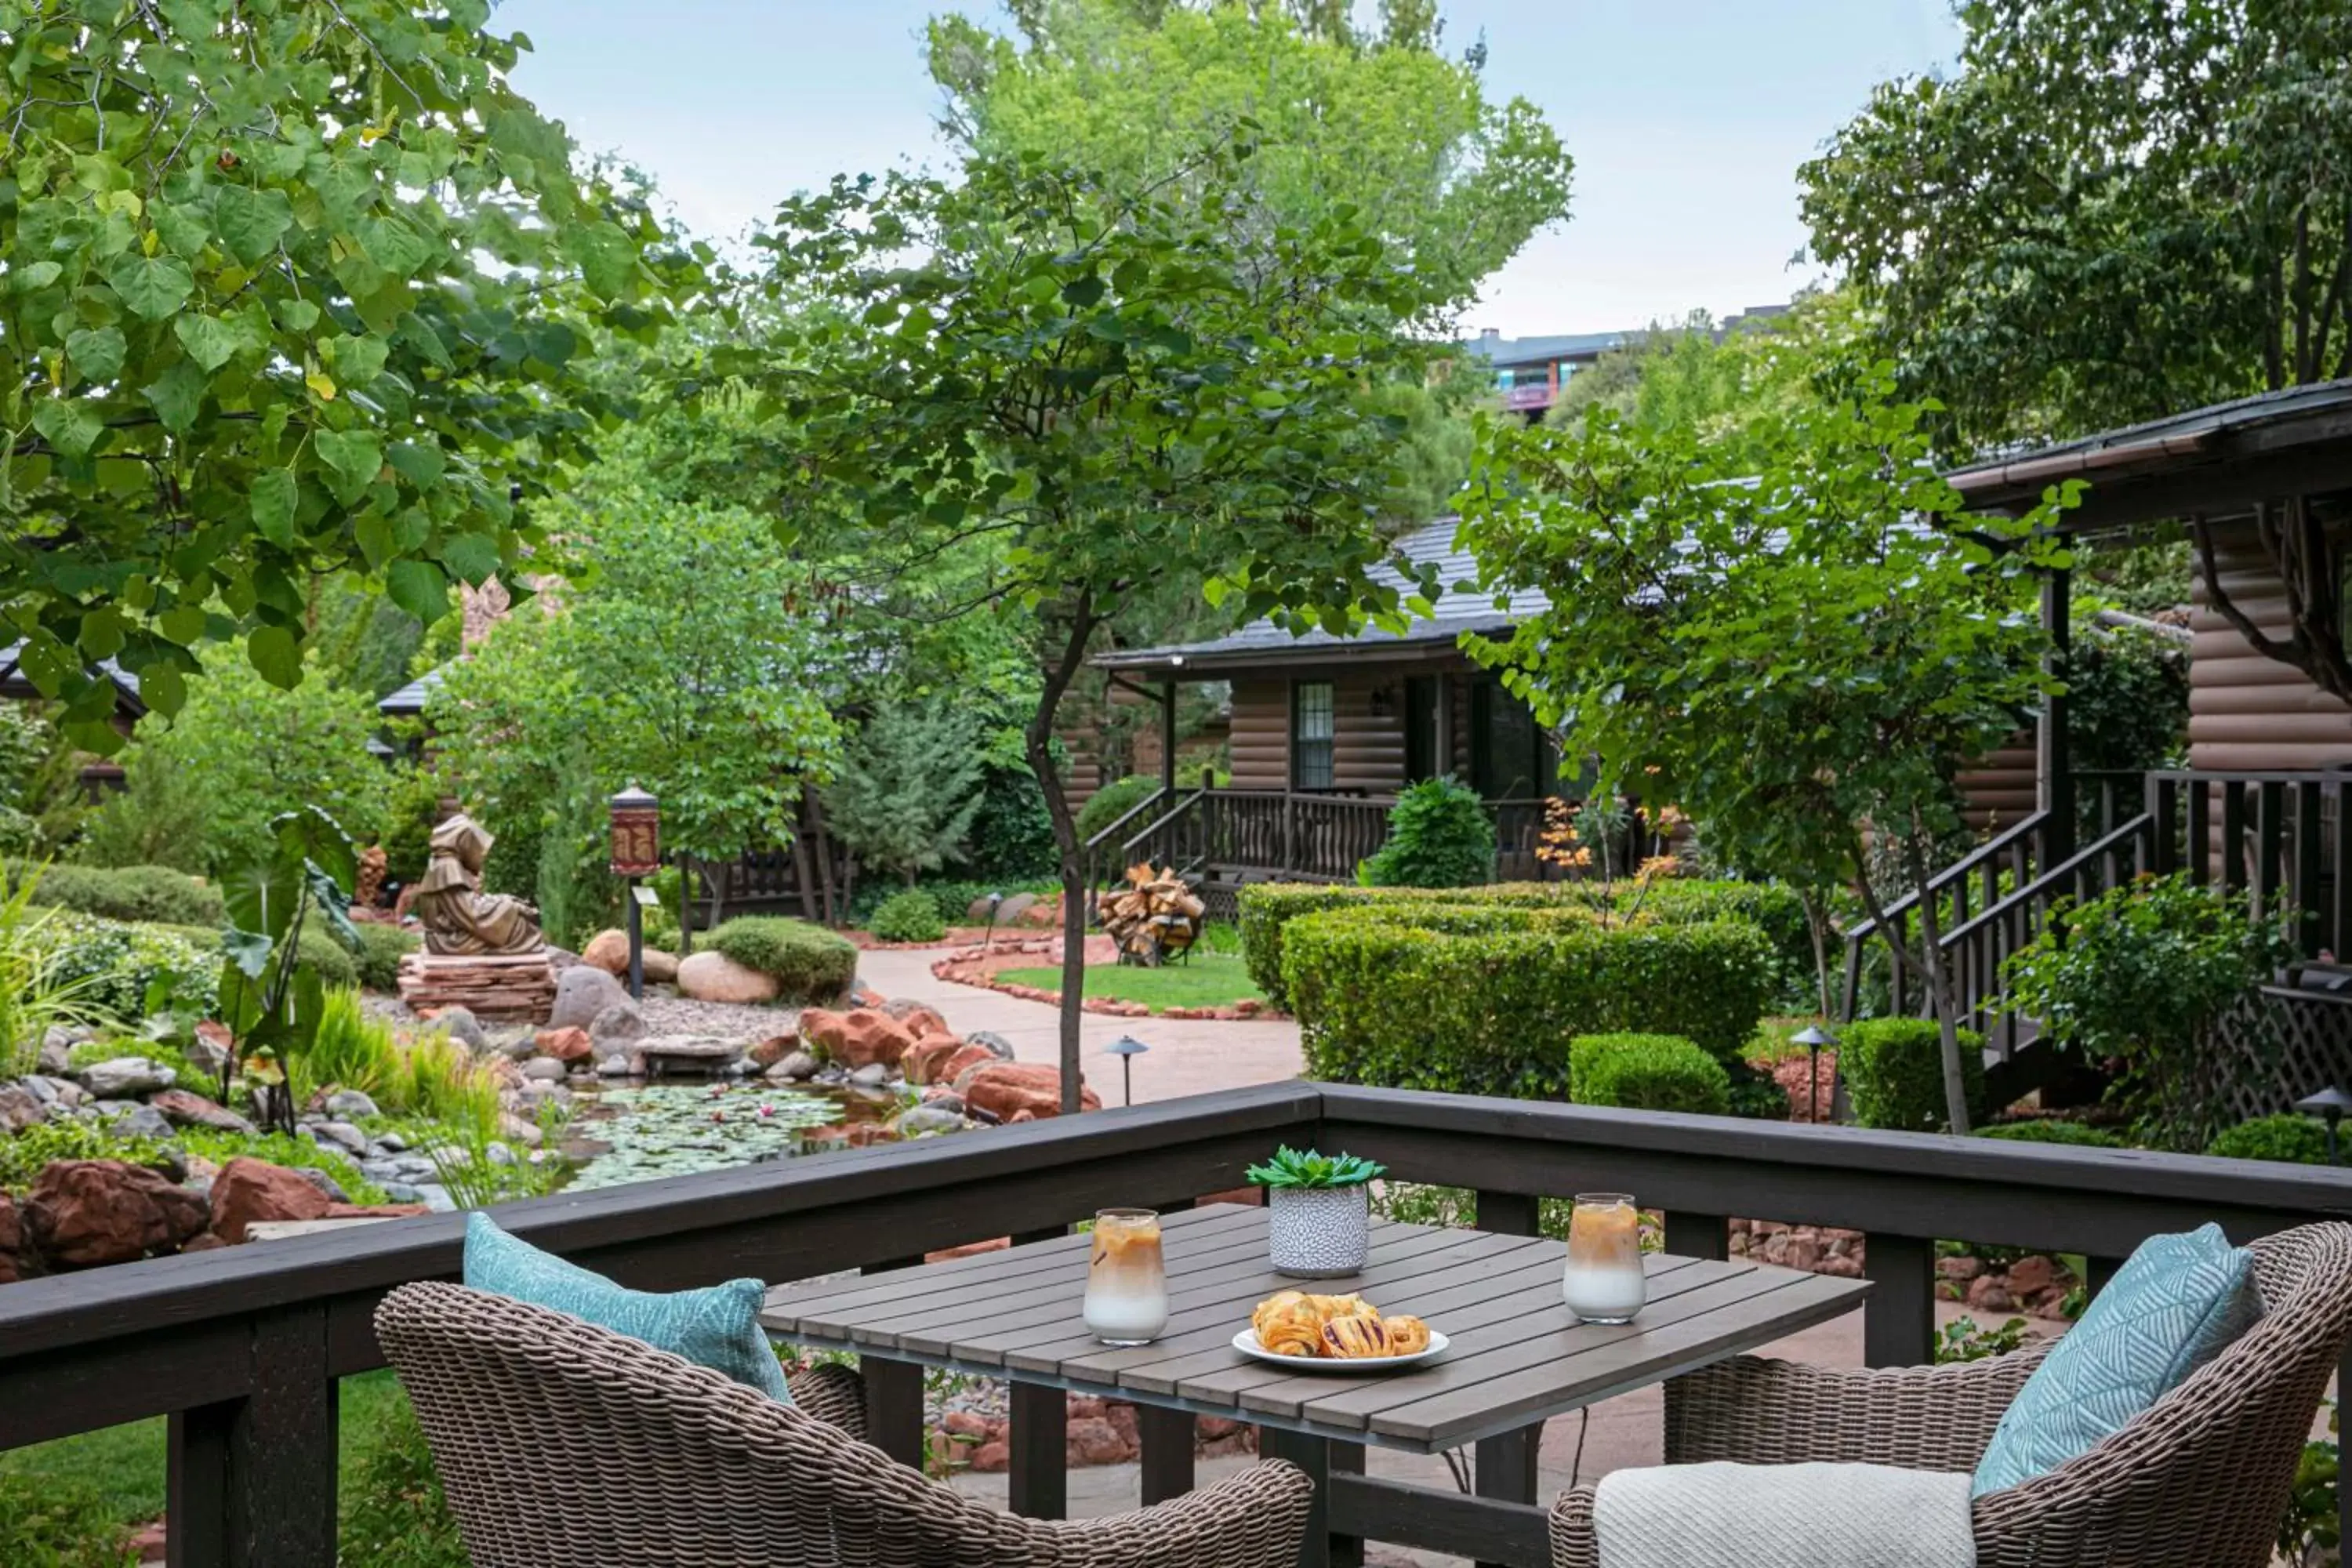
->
[608,784,660,878]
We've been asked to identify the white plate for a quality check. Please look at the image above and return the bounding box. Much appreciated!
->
[1230,1327,1450,1372]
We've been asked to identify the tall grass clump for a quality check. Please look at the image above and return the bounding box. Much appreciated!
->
[398,1029,500,1142]
[297,987,405,1105]
[0,859,116,1076]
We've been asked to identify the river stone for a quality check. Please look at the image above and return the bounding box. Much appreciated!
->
[637,1035,746,1077]
[105,1103,176,1142]
[521,1057,568,1083]
[73,1056,177,1099]
[324,1090,381,1120]
[966,1031,1019,1062]
[590,999,647,1050]
[307,1121,371,1157]
[895,1104,970,1136]
[547,964,630,1031]
[676,950,780,1004]
[764,1050,822,1082]
[848,1062,891,1087]
[599,1053,634,1077]
[0,1083,42,1132]
[293,1167,349,1203]
[433,1007,487,1051]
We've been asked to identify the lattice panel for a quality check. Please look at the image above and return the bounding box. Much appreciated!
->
[2187,986,2352,1141]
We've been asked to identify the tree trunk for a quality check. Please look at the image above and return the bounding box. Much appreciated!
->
[1902,815,1974,1135]
[1027,596,1102,1116]
[1798,885,1836,1022]
[807,787,839,927]
[707,857,728,931]
[790,826,819,924]
[676,851,694,956]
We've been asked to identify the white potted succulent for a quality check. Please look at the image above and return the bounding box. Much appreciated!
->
[1249,1146,1385,1278]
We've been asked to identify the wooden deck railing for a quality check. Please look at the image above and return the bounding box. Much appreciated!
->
[7,1083,2352,1566]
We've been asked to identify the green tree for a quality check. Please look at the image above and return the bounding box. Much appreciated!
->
[1802,0,2352,441]
[823,699,989,889]
[927,0,1573,313]
[763,148,1444,1108]
[1459,352,2074,1133]
[88,646,387,875]
[1,0,695,753]
[430,471,838,933]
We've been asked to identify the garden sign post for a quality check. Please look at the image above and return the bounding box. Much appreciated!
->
[610,785,662,1000]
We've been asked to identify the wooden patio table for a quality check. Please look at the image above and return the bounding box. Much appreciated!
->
[760,1203,1870,1568]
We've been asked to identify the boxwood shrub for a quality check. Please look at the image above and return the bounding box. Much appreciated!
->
[353,923,420,991]
[706,916,858,1001]
[2206,1113,2331,1165]
[1841,1017,1986,1133]
[869,889,946,944]
[31,862,227,927]
[1282,912,1772,1099]
[1570,1033,1731,1114]
[1978,1120,2125,1149]
[1238,881,1598,1008]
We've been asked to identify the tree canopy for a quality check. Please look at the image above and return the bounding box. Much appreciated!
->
[1802,0,2352,451]
[1459,350,2075,1129]
[927,0,1572,314]
[2,0,695,752]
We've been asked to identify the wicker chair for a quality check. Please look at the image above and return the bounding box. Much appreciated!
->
[376,1280,1314,1567]
[1549,1221,2352,1568]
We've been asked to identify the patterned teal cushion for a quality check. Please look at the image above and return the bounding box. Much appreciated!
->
[462,1213,792,1403]
[1972,1223,2258,1496]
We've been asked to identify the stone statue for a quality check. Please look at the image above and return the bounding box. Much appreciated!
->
[414,813,546,956]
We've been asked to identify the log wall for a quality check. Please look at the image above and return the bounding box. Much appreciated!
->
[2190,520,2352,771]
[1957,732,2040,833]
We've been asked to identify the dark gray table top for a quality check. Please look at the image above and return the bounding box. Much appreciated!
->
[760,1202,1870,1451]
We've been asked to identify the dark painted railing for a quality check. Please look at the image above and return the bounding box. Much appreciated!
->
[1102,789,1395,887]
[1844,768,2352,1069]
[7,1084,2352,1567]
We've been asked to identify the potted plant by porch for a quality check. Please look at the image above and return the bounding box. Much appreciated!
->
[1249,1147,1385,1277]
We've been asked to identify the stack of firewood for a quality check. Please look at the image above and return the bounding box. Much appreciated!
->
[1099,862,1207,967]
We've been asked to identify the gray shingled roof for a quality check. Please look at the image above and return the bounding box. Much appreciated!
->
[0,642,145,715]
[1094,517,1544,673]
[1461,329,1633,368]
[1946,376,2352,485]
[377,665,447,715]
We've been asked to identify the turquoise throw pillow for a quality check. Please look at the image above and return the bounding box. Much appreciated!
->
[461,1212,792,1403]
[1972,1223,2258,1496]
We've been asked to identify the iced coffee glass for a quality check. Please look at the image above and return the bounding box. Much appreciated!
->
[1562,1193,1646,1324]
[1083,1208,1170,1345]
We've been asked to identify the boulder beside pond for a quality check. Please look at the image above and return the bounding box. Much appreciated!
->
[962,1063,1101,1122]
[675,950,780,1004]
[73,1056,177,1099]
[546,964,631,1031]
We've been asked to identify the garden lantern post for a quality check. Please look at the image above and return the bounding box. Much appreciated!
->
[609,784,662,1000]
[2296,1085,2352,1164]
[1108,1034,1149,1108]
[1791,1025,1836,1125]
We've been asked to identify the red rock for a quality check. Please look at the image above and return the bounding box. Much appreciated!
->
[2005,1255,2059,1295]
[749,1033,799,1069]
[1066,1416,1132,1465]
[1782,1237,1823,1272]
[799,1008,850,1052]
[1965,1275,2014,1312]
[964,1062,1100,1121]
[1197,1416,1243,1441]
[942,1410,993,1439]
[898,1004,949,1040]
[128,1519,167,1563]
[969,1440,1009,1472]
[180,1233,227,1253]
[1233,1000,1262,1018]
[581,929,631,975]
[1817,1254,1863,1279]
[1105,1401,1139,1443]
[23,1160,209,1268]
[535,1026,593,1064]
[829,1009,915,1072]
[901,1035,967,1086]
[1007,1109,1036,1123]
[0,1192,20,1283]
[209,1156,332,1243]
[149,1088,252,1133]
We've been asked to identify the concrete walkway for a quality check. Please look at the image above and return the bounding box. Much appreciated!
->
[852,946,1305,1105]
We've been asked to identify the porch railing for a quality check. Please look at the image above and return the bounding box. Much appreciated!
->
[1843,768,2352,1062]
[8,1083,2352,1566]
[1095,789,1395,887]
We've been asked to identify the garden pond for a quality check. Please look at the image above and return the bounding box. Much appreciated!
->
[557,1077,906,1191]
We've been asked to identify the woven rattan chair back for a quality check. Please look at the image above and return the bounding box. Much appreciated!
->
[376,1279,1312,1568]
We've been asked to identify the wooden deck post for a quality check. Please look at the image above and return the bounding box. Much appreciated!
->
[1160,679,1178,798]
[167,1305,338,1568]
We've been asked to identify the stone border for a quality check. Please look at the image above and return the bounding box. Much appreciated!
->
[929,940,1287,1022]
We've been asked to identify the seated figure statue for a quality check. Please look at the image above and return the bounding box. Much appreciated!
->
[415,812,546,956]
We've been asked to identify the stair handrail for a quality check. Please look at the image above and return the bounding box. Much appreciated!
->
[1838,809,2049,943]
[1939,811,2158,952]
[1113,786,1209,869]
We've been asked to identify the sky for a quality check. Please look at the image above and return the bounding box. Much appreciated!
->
[492,1,1962,338]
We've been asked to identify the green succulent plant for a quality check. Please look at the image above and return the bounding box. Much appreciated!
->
[1245,1145,1386,1189]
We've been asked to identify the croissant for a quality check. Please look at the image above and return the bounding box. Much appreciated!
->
[1306,1293,1373,1321]
[1322,1314,1392,1359]
[1253,1290,1308,1341]
[1383,1315,1432,1356]
[1260,1316,1324,1358]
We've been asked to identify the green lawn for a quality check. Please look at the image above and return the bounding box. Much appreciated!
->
[998,952,1266,1012]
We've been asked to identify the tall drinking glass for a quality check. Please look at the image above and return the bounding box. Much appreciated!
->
[1084,1208,1169,1345]
[1562,1193,1646,1324]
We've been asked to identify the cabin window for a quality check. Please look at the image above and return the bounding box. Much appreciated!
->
[1470,677,1559,800]
[1404,676,1440,782]
[1291,681,1335,790]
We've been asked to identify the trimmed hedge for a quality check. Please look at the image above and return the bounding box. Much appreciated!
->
[2206,1113,2332,1166]
[1841,1017,1986,1133]
[1282,911,1773,1100]
[1570,1033,1731,1115]
[706,916,859,1002]
[1979,1120,2125,1149]
[1239,877,1812,1011]
[869,889,946,943]
[38,915,220,1020]
[32,862,225,927]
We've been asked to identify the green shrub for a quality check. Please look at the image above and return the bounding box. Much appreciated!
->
[1283,912,1773,1098]
[0,1117,178,1193]
[396,1031,500,1142]
[0,1469,134,1567]
[1570,1033,1731,1114]
[352,923,419,991]
[1632,879,1814,1009]
[1362,776,1494,887]
[337,1385,470,1568]
[1236,881,1594,1007]
[177,1127,387,1203]
[869,889,947,943]
[1074,774,1160,847]
[34,916,217,1022]
[27,864,224,927]
[297,987,403,1105]
[706,916,858,1001]
[1842,1016,1986,1133]
[957,762,1058,882]
[2207,1113,2333,1166]
[1979,1120,2126,1149]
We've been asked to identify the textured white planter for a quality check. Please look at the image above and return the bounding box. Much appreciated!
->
[1268,1184,1370,1278]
